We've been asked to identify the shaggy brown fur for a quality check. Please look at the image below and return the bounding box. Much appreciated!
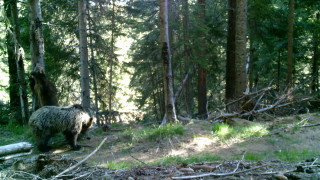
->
[29,104,93,152]
[30,65,58,109]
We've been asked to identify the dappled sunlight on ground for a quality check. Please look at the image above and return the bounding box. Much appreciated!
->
[185,136,217,152]
[58,113,320,168]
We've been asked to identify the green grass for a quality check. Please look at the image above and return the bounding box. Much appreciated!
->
[0,124,32,146]
[244,153,265,161]
[123,123,185,142]
[104,161,137,169]
[212,123,269,140]
[275,149,318,162]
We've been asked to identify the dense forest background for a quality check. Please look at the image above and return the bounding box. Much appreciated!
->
[0,0,320,125]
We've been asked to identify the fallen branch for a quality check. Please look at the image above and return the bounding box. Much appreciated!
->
[0,150,33,161]
[172,165,266,179]
[5,170,43,180]
[172,151,247,179]
[54,137,108,178]
[0,142,33,157]
[226,87,273,107]
[302,122,320,127]
[177,116,209,123]
[209,87,311,121]
[130,154,147,165]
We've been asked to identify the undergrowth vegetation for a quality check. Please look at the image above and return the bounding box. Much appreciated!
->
[212,123,269,140]
[122,123,185,142]
[0,124,32,146]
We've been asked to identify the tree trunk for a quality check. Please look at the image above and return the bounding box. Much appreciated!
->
[277,51,281,91]
[286,0,294,88]
[0,142,33,157]
[88,5,100,126]
[29,0,45,112]
[108,0,116,123]
[311,13,319,93]
[160,0,177,124]
[226,0,247,112]
[234,0,247,108]
[4,0,20,123]
[8,0,29,124]
[225,0,236,112]
[78,0,91,110]
[182,0,193,116]
[248,35,254,91]
[197,0,207,118]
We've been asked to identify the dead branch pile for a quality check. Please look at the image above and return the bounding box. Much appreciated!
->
[1,154,319,179]
[208,86,314,121]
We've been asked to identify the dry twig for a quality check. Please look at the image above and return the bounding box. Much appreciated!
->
[172,152,251,179]
[54,137,108,178]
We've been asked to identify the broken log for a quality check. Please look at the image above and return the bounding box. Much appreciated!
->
[0,142,33,157]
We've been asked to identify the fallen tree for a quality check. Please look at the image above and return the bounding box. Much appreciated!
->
[0,142,33,157]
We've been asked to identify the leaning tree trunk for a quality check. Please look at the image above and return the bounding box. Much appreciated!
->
[225,0,236,112]
[78,0,91,110]
[29,0,45,112]
[10,0,29,123]
[160,0,178,124]
[197,0,207,118]
[286,0,294,88]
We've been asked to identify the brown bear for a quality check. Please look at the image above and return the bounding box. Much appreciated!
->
[29,104,93,152]
[30,64,58,110]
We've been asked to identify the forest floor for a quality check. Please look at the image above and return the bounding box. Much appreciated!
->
[1,113,320,179]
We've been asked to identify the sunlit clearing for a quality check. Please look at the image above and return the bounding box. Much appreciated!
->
[213,124,233,138]
[242,125,269,138]
[213,123,269,140]
[170,136,217,157]
[170,149,187,156]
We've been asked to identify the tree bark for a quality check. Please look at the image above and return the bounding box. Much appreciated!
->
[182,0,193,116]
[248,35,254,91]
[88,5,100,125]
[197,0,207,118]
[29,0,45,68]
[225,0,236,112]
[108,0,116,123]
[286,0,294,88]
[4,0,20,123]
[160,0,178,124]
[234,0,247,100]
[29,0,45,112]
[8,0,29,124]
[311,13,319,93]
[78,0,91,110]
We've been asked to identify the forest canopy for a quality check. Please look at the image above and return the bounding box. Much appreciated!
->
[0,0,319,125]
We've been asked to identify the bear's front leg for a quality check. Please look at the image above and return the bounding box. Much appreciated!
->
[64,131,81,150]
[38,133,52,152]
